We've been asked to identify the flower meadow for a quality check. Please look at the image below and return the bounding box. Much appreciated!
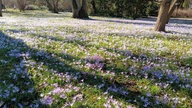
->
[0,10,192,108]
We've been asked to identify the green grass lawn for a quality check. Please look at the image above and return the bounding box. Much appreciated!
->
[0,9,192,108]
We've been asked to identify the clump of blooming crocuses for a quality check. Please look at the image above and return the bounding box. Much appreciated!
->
[86,55,105,70]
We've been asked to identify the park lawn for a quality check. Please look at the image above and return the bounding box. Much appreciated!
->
[0,9,192,107]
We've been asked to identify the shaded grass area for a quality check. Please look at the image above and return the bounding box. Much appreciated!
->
[0,31,169,108]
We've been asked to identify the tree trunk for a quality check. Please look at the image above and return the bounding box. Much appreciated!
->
[166,0,178,24]
[52,0,59,13]
[72,0,80,18]
[45,0,59,13]
[0,0,2,17]
[45,0,53,11]
[79,0,89,18]
[17,0,26,11]
[72,0,89,18]
[154,0,172,32]
[91,0,97,14]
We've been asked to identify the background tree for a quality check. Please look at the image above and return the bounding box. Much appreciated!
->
[17,0,27,11]
[182,0,191,8]
[72,0,89,18]
[44,0,61,13]
[154,0,184,31]
[87,0,158,19]
[90,0,97,14]
[0,0,2,17]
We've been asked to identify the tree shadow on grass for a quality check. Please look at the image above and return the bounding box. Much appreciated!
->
[104,48,192,97]
[27,25,192,48]
[29,42,170,108]
[89,18,155,26]
[180,57,192,68]
[89,17,192,27]
[0,31,41,107]
[0,30,171,107]
[26,27,191,70]
[137,17,192,25]
[88,17,192,35]
[31,31,192,99]
[24,31,192,107]
[166,31,192,37]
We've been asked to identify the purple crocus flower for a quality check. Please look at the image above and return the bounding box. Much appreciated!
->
[40,96,53,105]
